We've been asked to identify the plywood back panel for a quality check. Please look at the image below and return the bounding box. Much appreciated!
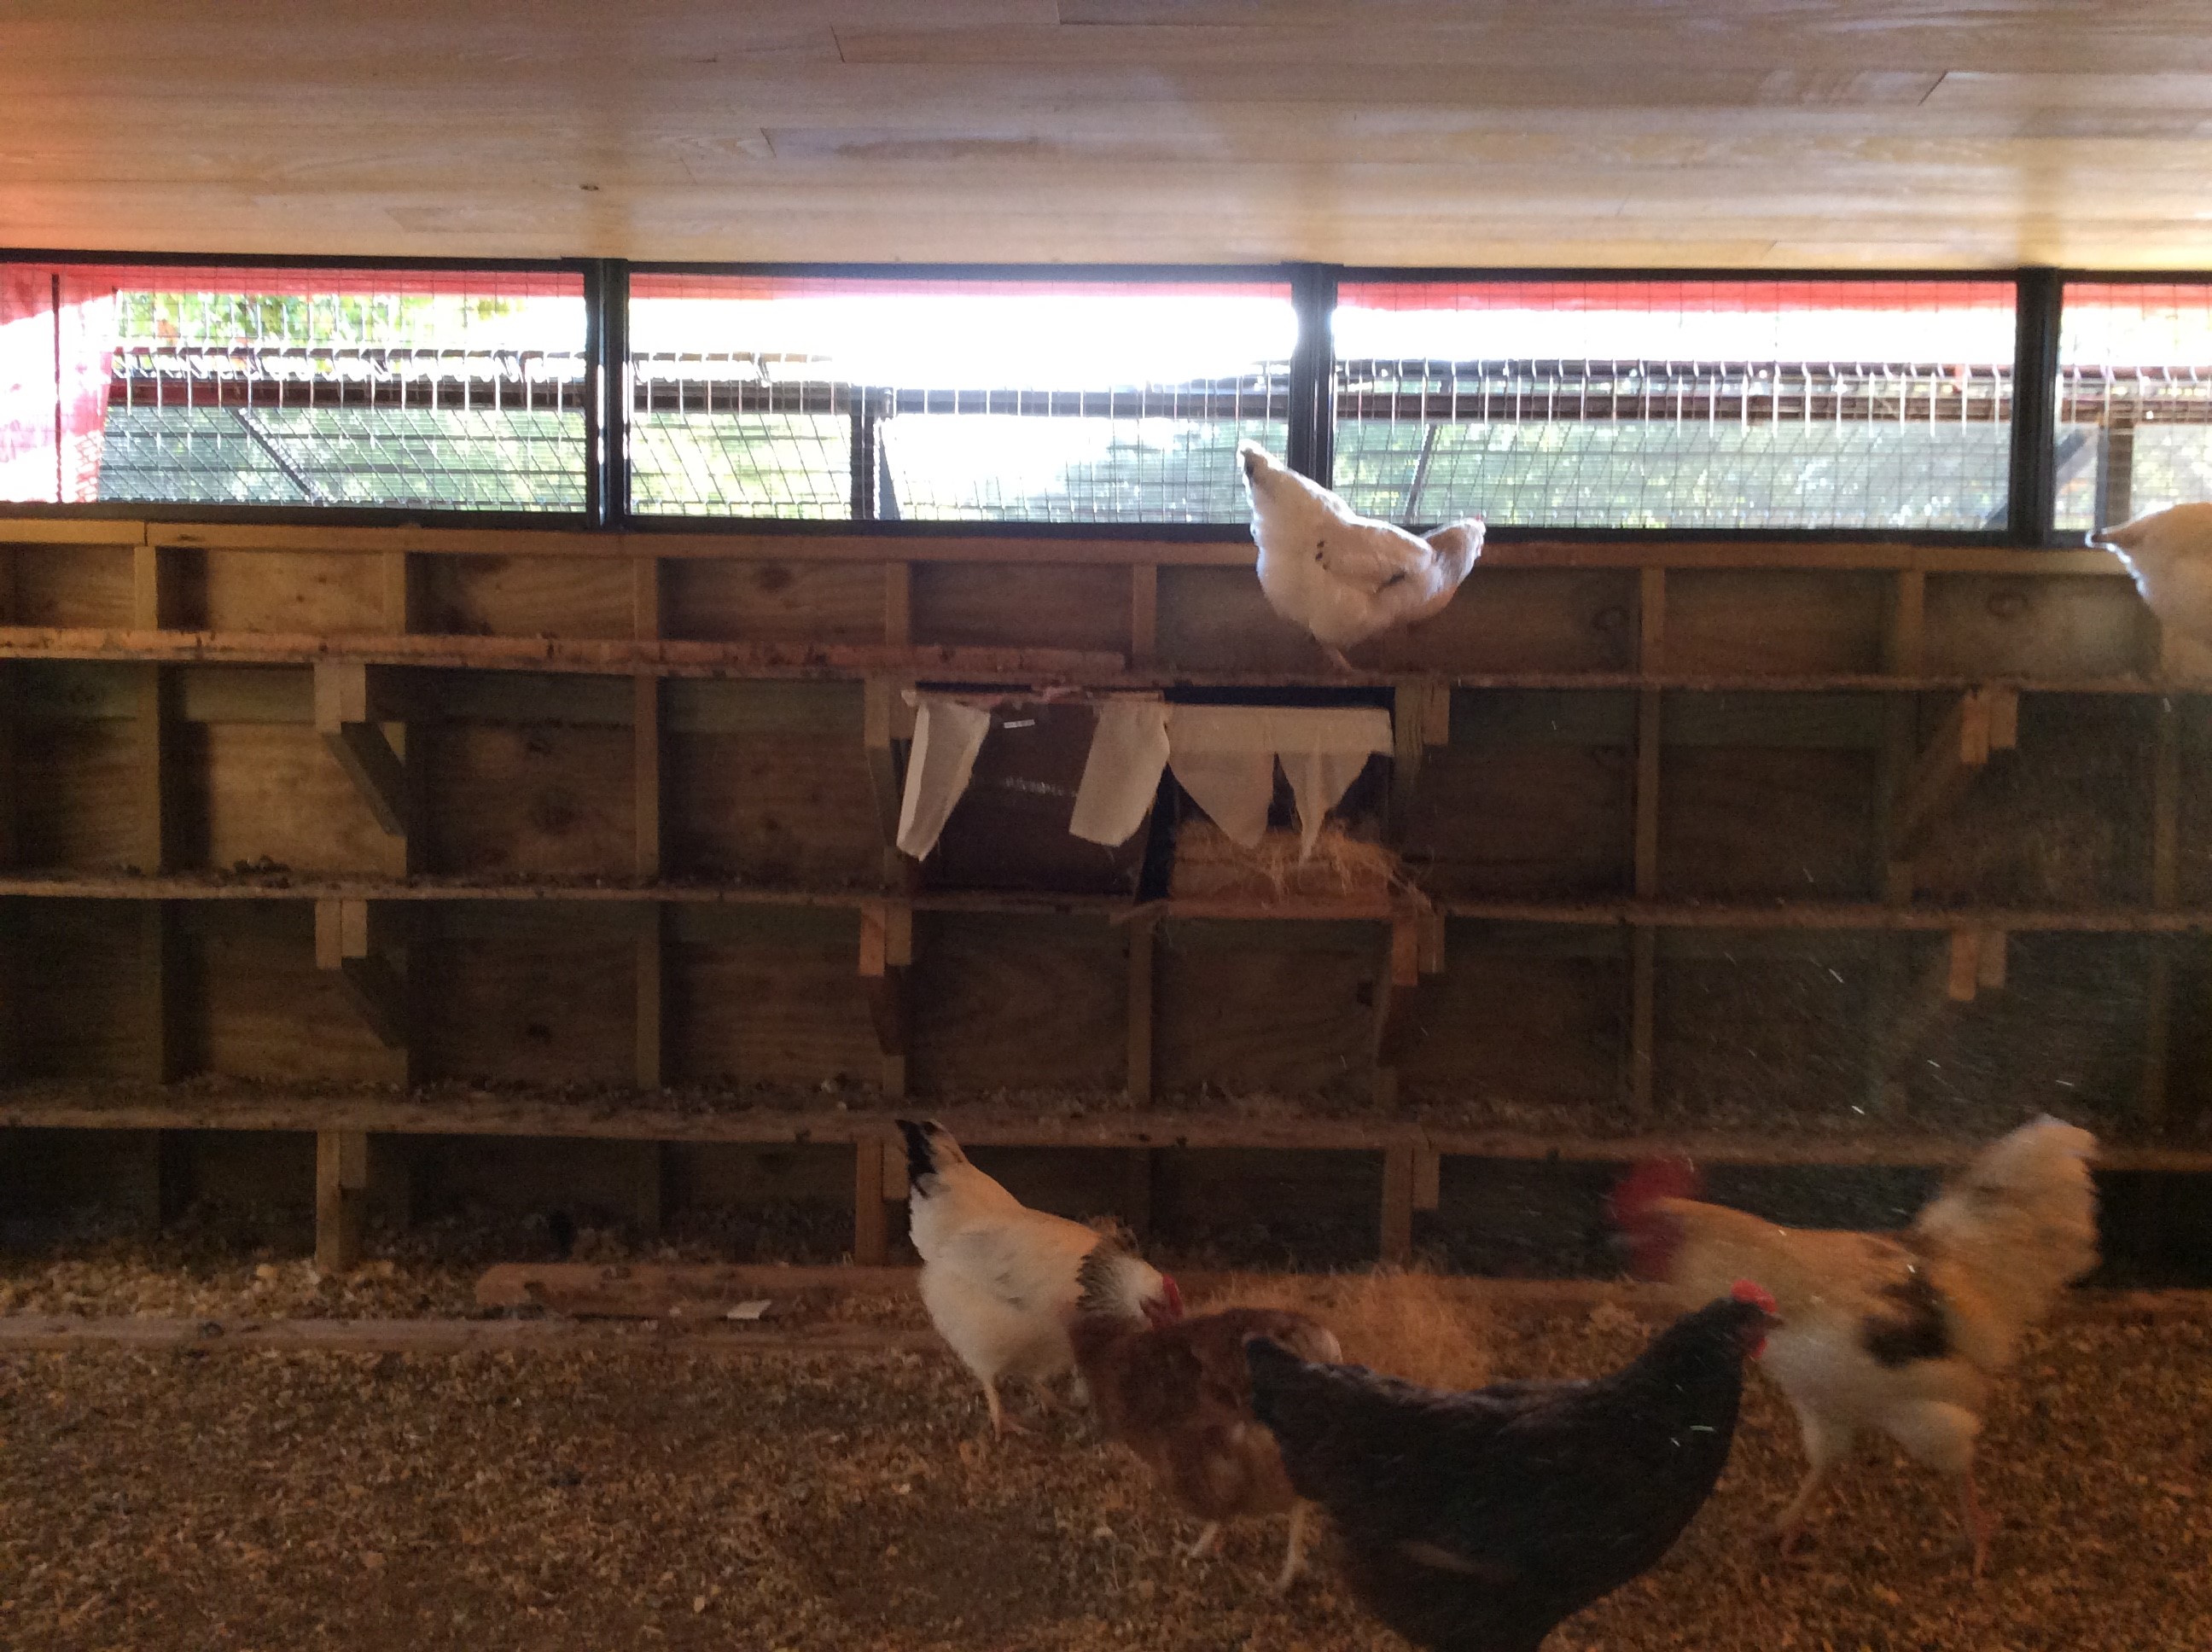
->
[1666,569,1887,676]
[175,723,406,875]
[10,901,145,1079]
[1397,931,1626,1108]
[911,563,1132,654]
[665,558,887,644]
[11,664,143,870]
[1373,569,1639,674]
[1924,573,2145,678]
[176,550,390,636]
[181,903,401,1085]
[1155,918,1377,1096]
[1661,747,1878,899]
[909,912,1126,1094]
[420,906,636,1086]
[669,907,877,1086]
[1656,931,1875,1120]
[422,723,636,876]
[1156,565,1332,675]
[1915,693,2154,906]
[419,556,635,640]
[7,544,135,629]
[665,682,880,885]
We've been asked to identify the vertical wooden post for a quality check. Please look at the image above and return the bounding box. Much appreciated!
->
[1627,925,1657,1117]
[861,902,912,1101]
[1129,564,1158,669]
[315,1129,369,1275]
[627,1143,664,1234]
[0,663,16,872]
[884,561,911,648]
[1380,1143,1417,1265]
[1390,679,1448,841]
[1126,911,1155,1105]
[2142,699,2181,1133]
[635,905,665,1092]
[633,675,661,882]
[852,1137,889,1266]
[139,903,181,1084]
[1122,1149,1155,1239]
[381,550,416,636]
[1373,916,1423,1107]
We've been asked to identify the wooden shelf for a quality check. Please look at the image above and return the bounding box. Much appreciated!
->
[7,873,2212,939]
[4,1081,2204,1172]
[5,623,2204,698]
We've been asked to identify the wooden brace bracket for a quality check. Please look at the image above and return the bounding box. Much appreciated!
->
[1890,687,2019,858]
[315,660,406,837]
[316,898,407,1049]
[859,902,913,1098]
[316,1128,369,1275]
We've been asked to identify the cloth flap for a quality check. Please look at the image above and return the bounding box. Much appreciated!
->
[894,696,994,859]
[1068,696,1172,847]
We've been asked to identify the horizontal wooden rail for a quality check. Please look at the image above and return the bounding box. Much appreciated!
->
[0,515,2136,574]
[3,1083,2204,1171]
[7,874,2212,938]
[2,628,2197,698]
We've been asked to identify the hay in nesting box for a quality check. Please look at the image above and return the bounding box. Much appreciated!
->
[1169,818,1406,904]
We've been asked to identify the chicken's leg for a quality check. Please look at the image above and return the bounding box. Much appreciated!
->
[982,1379,1029,1440]
[1270,1503,1310,1595]
[1317,644,1358,675]
[1777,1412,1852,1554]
[1959,1465,1993,1579]
[1178,1522,1221,1561]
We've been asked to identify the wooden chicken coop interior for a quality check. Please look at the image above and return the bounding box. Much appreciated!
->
[6,0,2212,1286]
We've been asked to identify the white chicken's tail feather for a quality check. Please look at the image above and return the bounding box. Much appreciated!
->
[1911,1117,2098,1365]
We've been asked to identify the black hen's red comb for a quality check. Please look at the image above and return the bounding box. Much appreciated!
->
[1729,1277,1779,1316]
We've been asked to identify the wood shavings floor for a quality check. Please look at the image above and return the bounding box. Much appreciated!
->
[4,1304,2207,1651]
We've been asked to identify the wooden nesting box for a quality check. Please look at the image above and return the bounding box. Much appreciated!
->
[918,699,1152,896]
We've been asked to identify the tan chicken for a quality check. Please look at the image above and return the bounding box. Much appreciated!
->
[2090,501,2212,676]
[1238,440,1483,671]
[899,1119,1178,1440]
[1069,1229,1341,1592]
[1609,1117,2098,1575]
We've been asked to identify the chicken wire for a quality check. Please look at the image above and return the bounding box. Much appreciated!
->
[84,271,589,509]
[1330,280,2020,531]
[626,275,1295,522]
[2055,282,2212,536]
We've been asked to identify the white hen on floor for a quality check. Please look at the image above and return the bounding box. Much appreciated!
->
[2092,502,2212,677]
[899,1118,1174,1440]
[1238,440,1483,670]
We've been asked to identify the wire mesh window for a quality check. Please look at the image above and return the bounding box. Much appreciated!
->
[1330,279,2019,530]
[627,275,1295,522]
[1,264,586,509]
[2057,282,2212,537]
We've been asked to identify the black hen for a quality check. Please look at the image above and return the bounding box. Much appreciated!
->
[1246,1284,1776,1652]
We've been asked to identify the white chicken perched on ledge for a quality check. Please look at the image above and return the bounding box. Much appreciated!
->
[1238,439,1484,671]
[2089,502,2212,677]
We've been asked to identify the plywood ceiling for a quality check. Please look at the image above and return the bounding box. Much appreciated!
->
[6,0,2212,270]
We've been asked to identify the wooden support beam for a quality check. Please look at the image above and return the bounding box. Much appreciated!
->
[131,543,172,631]
[134,665,171,875]
[633,675,661,881]
[1129,564,1158,668]
[1389,678,1450,830]
[1891,688,2018,858]
[315,898,407,1049]
[315,1128,369,1275]
[139,904,183,1084]
[884,561,911,647]
[852,1137,889,1266]
[636,905,665,1091]
[627,1142,664,1234]
[1380,1143,1417,1265]
[1373,916,1425,1104]
[380,550,416,634]
[1633,692,1662,899]
[864,676,905,858]
[116,1130,189,1237]
[1888,569,1926,676]
[2143,699,2180,1135]
[1627,924,1656,1117]
[314,660,407,838]
[1126,911,1155,1105]
[632,556,662,643]
[1412,1145,1442,1213]
[1122,1148,1155,1238]
[860,902,912,1101]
